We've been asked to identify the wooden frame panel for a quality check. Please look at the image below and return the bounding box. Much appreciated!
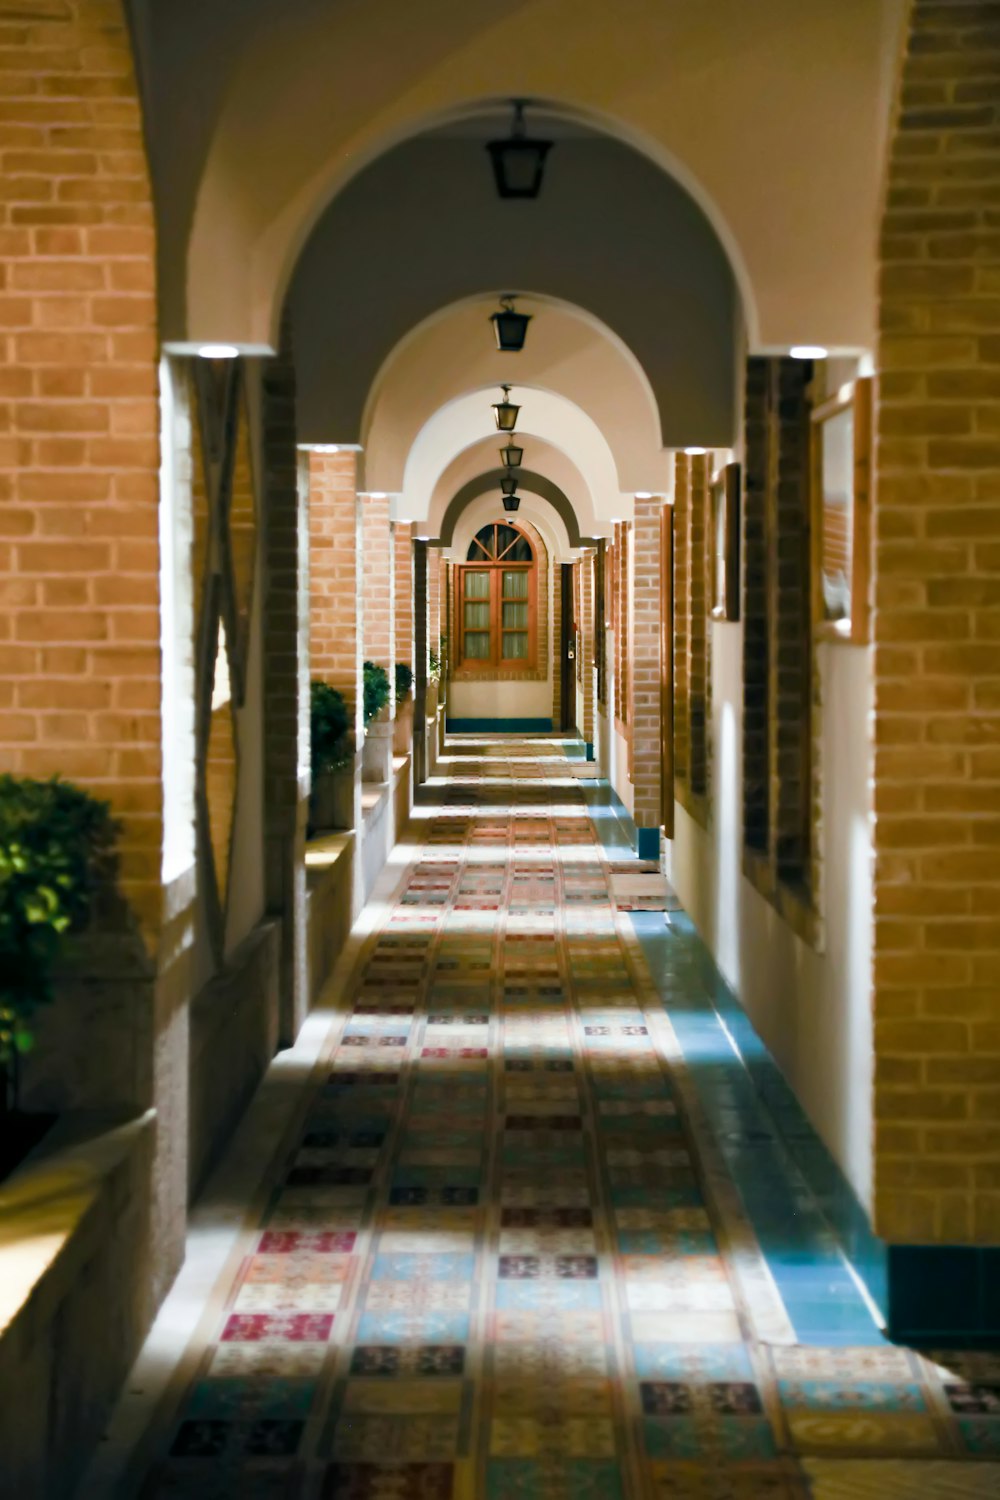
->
[810,375,872,645]
[710,461,741,622]
[454,522,538,674]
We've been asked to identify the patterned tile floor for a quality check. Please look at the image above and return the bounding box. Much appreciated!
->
[135,738,1000,1499]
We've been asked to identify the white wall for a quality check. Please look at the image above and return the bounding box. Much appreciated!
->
[449,678,551,721]
[665,621,875,1211]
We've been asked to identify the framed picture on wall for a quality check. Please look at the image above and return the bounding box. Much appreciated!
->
[710,461,741,622]
[810,376,872,643]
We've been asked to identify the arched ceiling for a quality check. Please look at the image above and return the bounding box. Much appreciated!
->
[340,296,665,490]
[134,0,906,353]
[397,389,628,527]
[289,139,736,452]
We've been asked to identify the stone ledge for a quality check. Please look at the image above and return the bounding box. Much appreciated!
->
[361,781,391,826]
[305,827,354,891]
[0,1107,154,1362]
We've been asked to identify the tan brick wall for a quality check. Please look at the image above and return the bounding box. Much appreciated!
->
[632,495,663,827]
[874,0,1000,1246]
[689,455,711,801]
[394,520,413,677]
[580,549,595,747]
[743,363,770,855]
[308,450,362,740]
[0,0,161,936]
[673,458,691,790]
[362,493,394,711]
[552,564,563,730]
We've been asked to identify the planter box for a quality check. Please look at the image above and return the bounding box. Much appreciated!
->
[393,697,414,756]
[310,767,355,831]
[362,708,393,784]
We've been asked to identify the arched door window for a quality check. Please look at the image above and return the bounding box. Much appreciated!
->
[458,523,537,670]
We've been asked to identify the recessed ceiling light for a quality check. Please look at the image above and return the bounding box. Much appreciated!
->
[790,345,827,359]
[634,491,653,500]
[197,343,239,359]
[683,447,707,456]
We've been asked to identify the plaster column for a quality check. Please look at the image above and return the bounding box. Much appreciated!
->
[413,541,429,785]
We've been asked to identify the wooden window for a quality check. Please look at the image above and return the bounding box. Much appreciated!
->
[456,523,537,671]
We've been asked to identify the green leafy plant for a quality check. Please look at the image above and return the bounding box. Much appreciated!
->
[0,775,118,1092]
[428,648,441,684]
[363,660,391,724]
[395,662,413,703]
[310,680,352,776]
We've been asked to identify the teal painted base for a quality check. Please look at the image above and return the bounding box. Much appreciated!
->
[446,717,554,733]
[585,742,595,761]
[636,826,660,860]
[887,1245,1000,1345]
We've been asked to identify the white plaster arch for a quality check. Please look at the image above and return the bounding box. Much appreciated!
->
[362,296,665,496]
[398,389,630,529]
[157,0,907,352]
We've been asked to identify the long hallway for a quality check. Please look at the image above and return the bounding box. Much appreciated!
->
[120,740,997,1500]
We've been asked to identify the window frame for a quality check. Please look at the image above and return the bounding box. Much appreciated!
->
[455,523,539,674]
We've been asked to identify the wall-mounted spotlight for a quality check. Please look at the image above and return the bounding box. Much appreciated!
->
[683,447,707,457]
[487,100,552,200]
[492,384,520,432]
[197,343,239,359]
[491,295,532,352]
[502,492,521,513]
[790,345,827,360]
[500,441,523,469]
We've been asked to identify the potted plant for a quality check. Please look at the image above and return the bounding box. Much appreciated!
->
[426,645,441,722]
[362,660,393,783]
[394,662,414,755]
[309,680,355,831]
[0,774,118,1177]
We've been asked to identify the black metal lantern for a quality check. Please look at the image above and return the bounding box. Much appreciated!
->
[490,295,532,352]
[501,492,521,513]
[499,441,523,468]
[487,101,552,200]
[500,474,518,496]
[491,384,520,433]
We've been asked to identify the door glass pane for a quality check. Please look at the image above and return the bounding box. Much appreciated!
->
[465,632,490,659]
[464,570,490,599]
[464,601,490,629]
[503,570,528,599]
[496,525,519,557]
[503,601,528,629]
[503,632,528,659]
[468,527,494,561]
[508,535,532,563]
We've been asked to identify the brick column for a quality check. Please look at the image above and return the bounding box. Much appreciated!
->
[632,495,663,857]
[873,0,1000,1274]
[673,457,691,794]
[413,541,428,784]
[309,450,363,745]
[395,521,414,677]
[0,0,162,937]
[263,335,307,1046]
[580,549,596,759]
[362,493,395,714]
[688,454,710,801]
[743,362,770,856]
[552,560,563,730]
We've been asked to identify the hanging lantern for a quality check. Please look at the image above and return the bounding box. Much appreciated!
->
[490,295,532,352]
[502,492,521,513]
[491,384,520,432]
[500,474,518,496]
[487,101,553,200]
[499,441,523,468]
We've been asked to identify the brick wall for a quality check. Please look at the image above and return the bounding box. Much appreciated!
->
[580,549,595,747]
[261,331,305,1042]
[0,0,161,935]
[743,361,770,855]
[362,493,394,713]
[308,450,362,742]
[770,360,813,892]
[673,458,691,790]
[689,455,711,800]
[395,520,413,677]
[552,562,563,730]
[595,538,607,709]
[631,495,663,827]
[874,0,1000,1246]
